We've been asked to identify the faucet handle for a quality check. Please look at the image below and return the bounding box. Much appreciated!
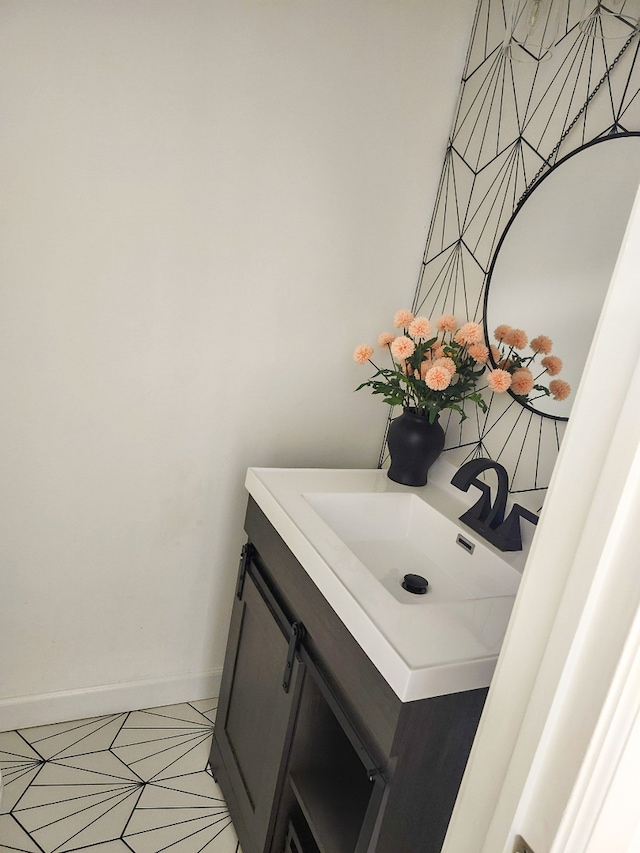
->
[492,503,539,552]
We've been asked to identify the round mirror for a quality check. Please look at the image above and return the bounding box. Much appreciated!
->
[485,133,640,419]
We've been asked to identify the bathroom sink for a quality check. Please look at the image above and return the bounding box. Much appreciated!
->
[303,492,521,605]
[244,465,528,701]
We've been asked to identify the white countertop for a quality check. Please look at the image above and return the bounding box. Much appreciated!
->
[245,460,532,702]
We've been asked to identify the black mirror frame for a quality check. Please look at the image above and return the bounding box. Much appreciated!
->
[482,130,640,423]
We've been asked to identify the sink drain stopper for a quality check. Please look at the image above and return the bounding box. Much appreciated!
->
[401,573,429,595]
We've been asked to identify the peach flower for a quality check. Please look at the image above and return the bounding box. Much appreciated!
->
[408,316,432,340]
[510,368,534,396]
[353,344,374,364]
[541,355,563,376]
[420,359,431,379]
[468,343,489,363]
[503,328,528,349]
[432,345,446,359]
[378,331,395,347]
[488,369,512,393]
[550,379,571,401]
[434,357,456,375]
[437,314,458,333]
[530,335,553,355]
[424,365,452,391]
[490,345,502,363]
[454,322,483,345]
[394,309,414,328]
[494,324,512,342]
[390,335,415,361]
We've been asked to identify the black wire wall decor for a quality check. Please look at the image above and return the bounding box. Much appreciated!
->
[381,0,640,504]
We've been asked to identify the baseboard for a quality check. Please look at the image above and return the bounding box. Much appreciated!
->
[0,668,223,733]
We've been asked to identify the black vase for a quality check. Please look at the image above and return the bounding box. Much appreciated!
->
[387,408,445,487]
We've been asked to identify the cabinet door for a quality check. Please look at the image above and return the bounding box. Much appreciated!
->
[210,551,304,853]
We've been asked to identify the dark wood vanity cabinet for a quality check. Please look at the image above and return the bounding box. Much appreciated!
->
[211,547,305,850]
[209,497,487,853]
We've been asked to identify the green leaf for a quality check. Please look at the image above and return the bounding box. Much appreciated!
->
[448,403,466,421]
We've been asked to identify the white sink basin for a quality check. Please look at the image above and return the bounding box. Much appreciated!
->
[303,492,521,605]
[245,465,530,702]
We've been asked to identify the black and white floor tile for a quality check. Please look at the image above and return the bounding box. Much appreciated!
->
[0,700,242,853]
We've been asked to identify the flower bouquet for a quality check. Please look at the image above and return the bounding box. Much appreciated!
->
[353,310,569,485]
[490,325,571,404]
[353,309,493,424]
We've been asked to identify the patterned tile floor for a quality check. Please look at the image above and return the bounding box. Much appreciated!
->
[0,700,241,853]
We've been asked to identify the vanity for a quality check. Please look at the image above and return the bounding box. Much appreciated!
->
[209,464,529,853]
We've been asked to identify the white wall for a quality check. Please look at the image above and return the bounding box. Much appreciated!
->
[0,0,476,729]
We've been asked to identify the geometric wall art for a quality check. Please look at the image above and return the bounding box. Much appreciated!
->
[397,0,640,506]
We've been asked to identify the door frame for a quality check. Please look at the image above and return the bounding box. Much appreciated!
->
[442,187,640,853]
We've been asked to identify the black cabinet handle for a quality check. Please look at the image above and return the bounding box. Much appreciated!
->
[282,622,305,693]
[235,543,254,600]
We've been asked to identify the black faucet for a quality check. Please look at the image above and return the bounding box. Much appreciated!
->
[450,458,538,551]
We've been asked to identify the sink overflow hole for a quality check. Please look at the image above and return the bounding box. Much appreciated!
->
[456,534,475,554]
